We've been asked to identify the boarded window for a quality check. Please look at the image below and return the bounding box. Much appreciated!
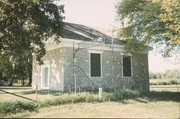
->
[123,56,132,77]
[90,53,101,77]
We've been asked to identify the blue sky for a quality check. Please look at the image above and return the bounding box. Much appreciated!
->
[57,0,180,72]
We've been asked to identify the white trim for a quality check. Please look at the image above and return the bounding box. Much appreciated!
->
[88,50,103,54]
[41,64,50,89]
[121,55,133,78]
[45,38,149,54]
[60,39,124,51]
[61,38,84,43]
[89,52,102,78]
[45,38,128,52]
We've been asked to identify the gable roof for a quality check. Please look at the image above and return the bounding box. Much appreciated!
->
[63,22,124,45]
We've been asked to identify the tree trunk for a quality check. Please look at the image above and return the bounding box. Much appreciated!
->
[21,79,25,86]
[27,63,32,86]
[27,75,32,86]
[21,76,25,86]
[8,78,14,86]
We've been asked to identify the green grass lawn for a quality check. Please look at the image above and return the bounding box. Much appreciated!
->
[0,86,63,102]
[150,78,179,85]
[32,101,179,118]
[0,86,179,118]
[150,85,179,92]
[6,101,179,118]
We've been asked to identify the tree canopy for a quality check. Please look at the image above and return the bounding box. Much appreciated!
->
[0,0,64,85]
[116,0,180,57]
[149,69,180,80]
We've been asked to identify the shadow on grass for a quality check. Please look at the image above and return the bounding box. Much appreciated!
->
[20,90,63,96]
[104,90,180,104]
[0,86,31,90]
[1,87,179,103]
[133,98,148,103]
[0,90,179,116]
[140,91,180,102]
[0,87,31,95]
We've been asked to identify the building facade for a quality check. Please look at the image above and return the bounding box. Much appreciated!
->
[32,23,150,91]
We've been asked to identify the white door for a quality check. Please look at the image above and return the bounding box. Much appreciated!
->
[42,66,49,89]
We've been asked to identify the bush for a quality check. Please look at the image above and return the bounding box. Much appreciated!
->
[41,92,100,107]
[0,92,100,115]
[0,101,38,114]
[157,81,169,85]
[149,82,157,85]
[169,80,178,84]
[150,79,179,85]
[104,90,141,101]
[1,90,180,115]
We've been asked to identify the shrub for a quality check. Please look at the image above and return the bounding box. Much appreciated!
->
[169,80,178,84]
[149,82,157,85]
[104,90,141,101]
[0,92,100,114]
[0,101,38,114]
[158,81,169,85]
[1,90,180,115]
[41,92,100,107]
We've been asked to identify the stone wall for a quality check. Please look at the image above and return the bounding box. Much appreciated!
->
[32,45,149,91]
[63,47,149,91]
[132,53,149,90]
[32,48,64,91]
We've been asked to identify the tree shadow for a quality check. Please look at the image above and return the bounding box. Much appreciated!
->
[115,100,130,104]
[0,87,31,90]
[139,91,180,102]
[1,87,179,104]
[133,98,148,103]
[20,90,63,96]
[104,90,180,104]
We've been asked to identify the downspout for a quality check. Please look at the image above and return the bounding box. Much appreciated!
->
[73,42,77,93]
[111,28,114,90]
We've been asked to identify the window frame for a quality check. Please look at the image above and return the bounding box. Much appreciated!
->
[122,55,133,77]
[41,64,50,89]
[89,51,102,78]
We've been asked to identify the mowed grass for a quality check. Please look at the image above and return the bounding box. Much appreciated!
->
[0,85,179,102]
[4,101,179,118]
[150,79,179,85]
[0,86,63,102]
[0,86,179,118]
[29,102,179,118]
[150,85,180,92]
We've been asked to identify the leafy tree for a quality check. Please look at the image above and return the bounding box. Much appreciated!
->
[149,69,180,80]
[149,72,157,79]
[116,0,180,57]
[164,69,180,79]
[0,0,64,85]
[157,0,180,46]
